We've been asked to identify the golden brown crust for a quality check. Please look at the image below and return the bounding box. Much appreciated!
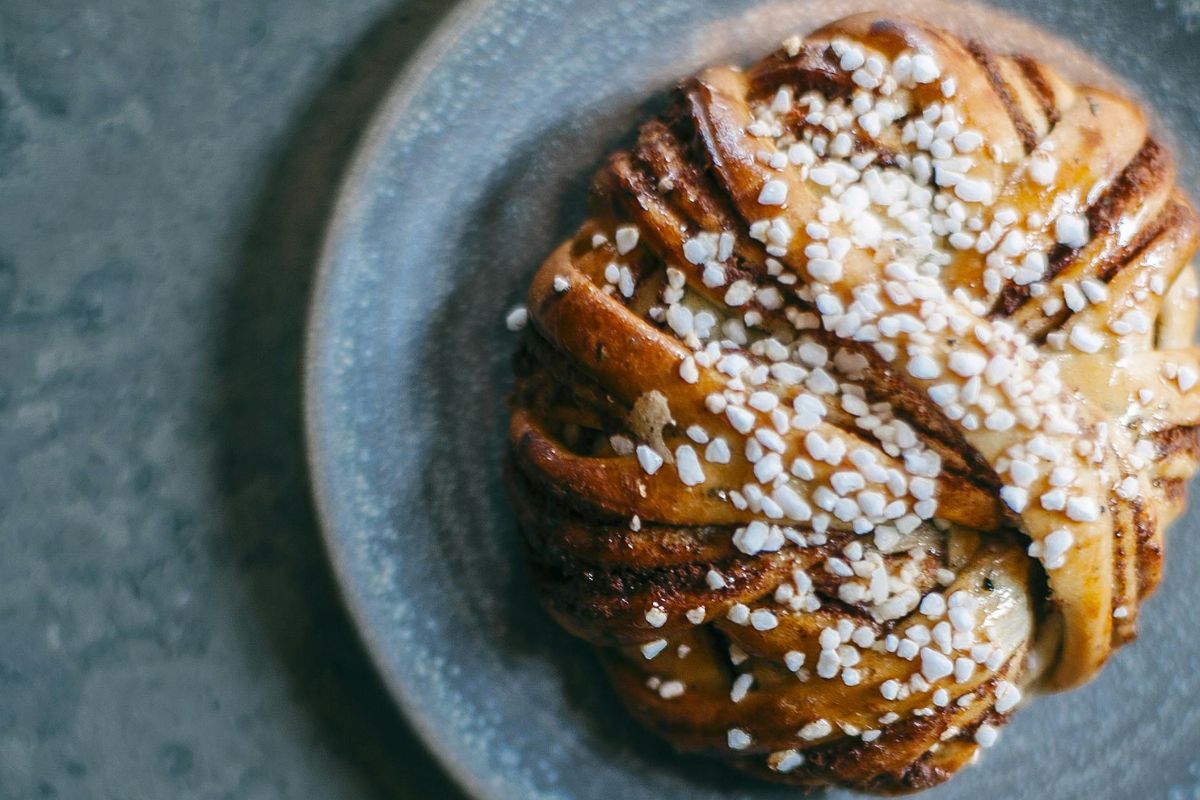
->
[505,12,1199,792]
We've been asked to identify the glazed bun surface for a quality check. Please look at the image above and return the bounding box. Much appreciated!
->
[506,12,1200,792]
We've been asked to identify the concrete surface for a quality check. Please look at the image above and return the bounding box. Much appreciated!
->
[0,2,467,797]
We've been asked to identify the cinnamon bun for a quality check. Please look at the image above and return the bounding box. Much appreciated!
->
[506,11,1200,792]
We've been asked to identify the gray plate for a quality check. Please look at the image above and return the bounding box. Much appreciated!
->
[304,1,1200,798]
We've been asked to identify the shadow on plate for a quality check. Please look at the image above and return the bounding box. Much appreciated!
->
[211,3,468,798]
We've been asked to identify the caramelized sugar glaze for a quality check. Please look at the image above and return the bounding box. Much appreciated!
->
[506,10,1200,792]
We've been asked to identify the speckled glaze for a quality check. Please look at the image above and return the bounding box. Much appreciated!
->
[305,1,1200,798]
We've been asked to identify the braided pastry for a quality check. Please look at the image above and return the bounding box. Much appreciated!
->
[506,12,1200,792]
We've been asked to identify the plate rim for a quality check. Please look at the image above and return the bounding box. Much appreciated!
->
[302,1,500,798]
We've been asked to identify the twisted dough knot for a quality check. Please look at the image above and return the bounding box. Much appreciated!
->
[506,12,1200,792]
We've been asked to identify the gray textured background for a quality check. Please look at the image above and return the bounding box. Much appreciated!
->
[6,1,1200,799]
[0,1,466,797]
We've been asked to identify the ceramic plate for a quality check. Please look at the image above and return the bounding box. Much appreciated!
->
[305,1,1200,797]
